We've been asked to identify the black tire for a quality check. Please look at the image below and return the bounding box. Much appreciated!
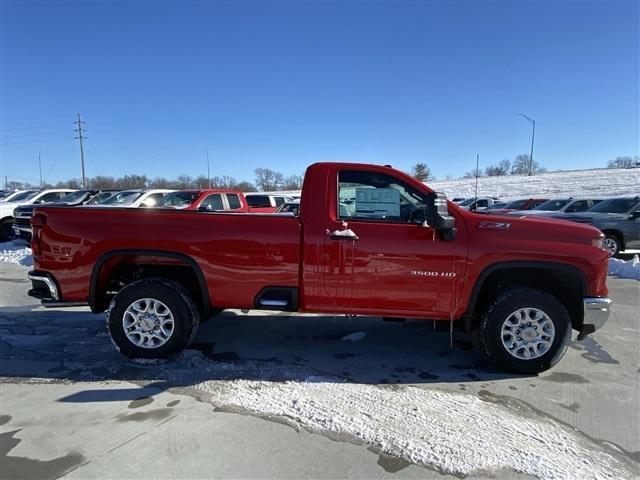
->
[479,287,571,374]
[107,278,200,359]
[602,233,621,258]
[0,219,16,242]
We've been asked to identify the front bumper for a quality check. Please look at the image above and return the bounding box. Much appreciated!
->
[578,297,612,340]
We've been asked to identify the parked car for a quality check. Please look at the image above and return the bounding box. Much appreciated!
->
[91,189,173,208]
[554,196,640,256]
[0,189,74,241]
[451,197,468,204]
[457,197,499,211]
[156,190,249,212]
[245,193,291,213]
[511,198,602,217]
[28,162,611,374]
[485,202,509,210]
[487,198,548,215]
[274,199,300,215]
[0,190,39,204]
[0,190,20,201]
[12,190,118,241]
[84,190,121,205]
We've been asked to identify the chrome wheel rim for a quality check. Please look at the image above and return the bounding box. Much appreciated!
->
[122,298,175,349]
[500,308,555,360]
[603,237,618,257]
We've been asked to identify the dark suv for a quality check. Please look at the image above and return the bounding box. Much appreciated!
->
[555,196,640,256]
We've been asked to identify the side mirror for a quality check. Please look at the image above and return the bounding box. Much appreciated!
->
[424,192,457,241]
[629,211,640,220]
[197,205,213,212]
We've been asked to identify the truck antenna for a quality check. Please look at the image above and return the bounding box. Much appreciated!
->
[472,154,479,212]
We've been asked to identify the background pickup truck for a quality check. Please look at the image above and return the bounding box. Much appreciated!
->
[28,162,612,373]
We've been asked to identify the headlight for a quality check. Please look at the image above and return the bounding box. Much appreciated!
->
[592,237,604,249]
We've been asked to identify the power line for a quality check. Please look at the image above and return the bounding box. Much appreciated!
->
[0,137,73,146]
[0,122,73,132]
[0,130,72,139]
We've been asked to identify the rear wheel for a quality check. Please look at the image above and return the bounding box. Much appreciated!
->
[107,278,199,358]
[0,219,16,242]
[479,288,571,374]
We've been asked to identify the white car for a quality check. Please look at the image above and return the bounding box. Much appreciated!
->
[457,197,499,211]
[0,189,75,241]
[91,189,174,208]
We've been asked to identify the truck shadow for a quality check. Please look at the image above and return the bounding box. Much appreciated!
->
[1,307,531,403]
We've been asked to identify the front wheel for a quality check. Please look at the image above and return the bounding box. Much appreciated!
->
[0,219,16,242]
[479,288,571,374]
[107,279,200,359]
[602,234,621,257]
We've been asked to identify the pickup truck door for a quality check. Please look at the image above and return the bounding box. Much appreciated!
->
[303,168,467,318]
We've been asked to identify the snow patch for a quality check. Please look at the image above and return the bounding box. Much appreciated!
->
[608,255,640,280]
[0,241,32,266]
[342,331,366,342]
[191,373,636,479]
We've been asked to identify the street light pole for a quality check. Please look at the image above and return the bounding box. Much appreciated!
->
[517,113,535,175]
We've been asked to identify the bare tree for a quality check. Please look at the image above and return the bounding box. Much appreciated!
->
[233,181,255,192]
[607,156,639,168]
[463,168,483,179]
[282,174,303,190]
[511,155,546,175]
[411,163,433,182]
[254,168,283,191]
[485,159,511,176]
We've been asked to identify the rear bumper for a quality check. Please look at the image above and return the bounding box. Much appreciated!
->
[578,297,612,340]
[27,271,88,308]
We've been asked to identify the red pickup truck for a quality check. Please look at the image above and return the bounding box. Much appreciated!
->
[27,162,611,373]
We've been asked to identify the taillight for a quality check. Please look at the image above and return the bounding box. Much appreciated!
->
[31,213,47,227]
[31,213,46,259]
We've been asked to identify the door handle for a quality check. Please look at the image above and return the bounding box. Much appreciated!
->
[328,229,359,241]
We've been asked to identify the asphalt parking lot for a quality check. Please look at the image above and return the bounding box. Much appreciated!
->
[1,261,639,479]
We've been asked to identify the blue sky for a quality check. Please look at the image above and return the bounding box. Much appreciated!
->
[1,1,638,185]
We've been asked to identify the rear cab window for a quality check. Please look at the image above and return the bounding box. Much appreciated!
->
[226,193,242,210]
[246,195,271,208]
[201,194,224,210]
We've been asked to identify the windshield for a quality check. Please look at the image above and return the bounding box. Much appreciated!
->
[86,192,115,204]
[587,198,639,214]
[458,198,476,206]
[504,199,528,209]
[101,191,142,206]
[2,190,39,203]
[58,191,88,203]
[157,191,201,208]
[533,199,570,211]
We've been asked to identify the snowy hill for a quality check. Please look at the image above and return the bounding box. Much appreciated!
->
[429,167,640,200]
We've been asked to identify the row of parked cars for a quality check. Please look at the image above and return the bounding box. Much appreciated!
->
[453,195,640,256]
[0,188,297,242]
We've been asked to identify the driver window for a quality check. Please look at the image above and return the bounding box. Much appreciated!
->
[338,170,428,223]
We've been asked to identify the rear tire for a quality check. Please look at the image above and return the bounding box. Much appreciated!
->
[479,287,571,374]
[0,219,16,242]
[107,278,200,359]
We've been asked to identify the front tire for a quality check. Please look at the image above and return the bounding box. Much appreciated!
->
[0,219,16,242]
[479,288,571,374]
[602,233,621,257]
[107,279,200,359]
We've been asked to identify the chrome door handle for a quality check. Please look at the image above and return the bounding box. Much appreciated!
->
[328,229,359,241]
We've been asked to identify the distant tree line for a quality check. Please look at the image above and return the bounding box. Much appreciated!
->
[6,168,305,192]
[606,156,639,169]
[463,154,547,179]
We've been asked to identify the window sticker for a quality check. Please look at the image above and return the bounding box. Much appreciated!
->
[355,188,401,218]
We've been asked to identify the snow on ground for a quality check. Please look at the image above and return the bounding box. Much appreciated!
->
[0,240,32,267]
[609,255,640,280]
[164,352,636,479]
[430,167,640,200]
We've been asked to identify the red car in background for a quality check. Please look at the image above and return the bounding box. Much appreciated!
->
[487,198,548,215]
[157,190,249,212]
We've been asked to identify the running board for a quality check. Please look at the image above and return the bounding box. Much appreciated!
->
[254,287,299,311]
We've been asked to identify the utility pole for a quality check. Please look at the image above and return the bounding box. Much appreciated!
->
[74,113,87,188]
[206,150,211,188]
[516,113,536,175]
[38,149,43,188]
[473,154,480,212]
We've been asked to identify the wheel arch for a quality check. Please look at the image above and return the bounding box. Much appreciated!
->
[462,261,588,331]
[89,249,210,317]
